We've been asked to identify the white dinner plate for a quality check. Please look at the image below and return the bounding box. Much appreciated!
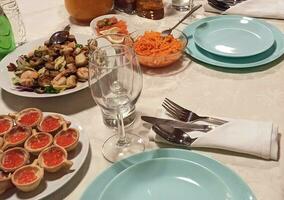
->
[0,34,91,98]
[90,14,136,35]
[0,112,90,200]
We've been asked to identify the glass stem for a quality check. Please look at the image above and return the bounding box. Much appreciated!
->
[116,112,127,146]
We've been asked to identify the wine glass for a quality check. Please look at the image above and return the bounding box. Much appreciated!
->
[88,44,145,162]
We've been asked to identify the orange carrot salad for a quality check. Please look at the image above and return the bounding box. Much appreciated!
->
[134,31,182,56]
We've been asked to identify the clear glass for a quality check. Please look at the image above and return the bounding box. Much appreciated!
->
[92,33,136,128]
[172,0,194,11]
[88,44,145,162]
[0,0,26,46]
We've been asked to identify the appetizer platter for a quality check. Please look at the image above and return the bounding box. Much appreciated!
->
[0,108,89,199]
[0,33,93,98]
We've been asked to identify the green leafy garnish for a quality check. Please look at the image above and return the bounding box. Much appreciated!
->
[44,86,60,94]
[75,44,83,48]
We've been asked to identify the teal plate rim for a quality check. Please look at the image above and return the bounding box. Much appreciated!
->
[183,15,284,69]
[81,148,256,200]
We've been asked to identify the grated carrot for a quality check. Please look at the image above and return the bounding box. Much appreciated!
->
[133,31,182,56]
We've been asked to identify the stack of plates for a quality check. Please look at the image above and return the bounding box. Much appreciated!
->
[81,148,256,200]
[183,15,284,68]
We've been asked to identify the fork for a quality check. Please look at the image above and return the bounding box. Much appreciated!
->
[162,98,228,125]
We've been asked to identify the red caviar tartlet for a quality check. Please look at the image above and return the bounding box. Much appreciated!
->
[38,145,72,173]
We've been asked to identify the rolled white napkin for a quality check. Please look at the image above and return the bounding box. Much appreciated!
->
[148,116,279,160]
[204,0,284,20]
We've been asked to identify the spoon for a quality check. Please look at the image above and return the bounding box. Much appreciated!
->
[161,4,202,36]
[152,124,197,146]
[49,25,70,45]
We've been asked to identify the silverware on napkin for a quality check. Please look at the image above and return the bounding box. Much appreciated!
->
[141,116,213,132]
[152,124,198,146]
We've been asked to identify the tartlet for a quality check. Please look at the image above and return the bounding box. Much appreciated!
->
[0,147,30,172]
[0,115,14,136]
[2,125,31,150]
[37,114,66,134]
[38,145,72,173]
[24,130,53,155]
[10,108,43,128]
[54,127,79,151]
[0,171,12,195]
[11,159,44,192]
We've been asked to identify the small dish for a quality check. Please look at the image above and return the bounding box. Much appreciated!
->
[0,171,12,195]
[37,114,66,134]
[0,147,30,172]
[38,145,72,173]
[24,130,53,155]
[0,115,14,136]
[131,29,188,68]
[2,125,31,150]
[54,126,79,151]
[10,108,43,128]
[11,159,44,192]
[90,14,136,36]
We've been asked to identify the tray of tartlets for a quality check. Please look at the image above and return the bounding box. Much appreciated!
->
[0,108,89,199]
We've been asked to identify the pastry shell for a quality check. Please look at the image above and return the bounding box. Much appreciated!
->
[38,145,72,173]
[37,114,67,134]
[2,125,31,150]
[0,115,14,136]
[54,127,79,151]
[11,159,44,192]
[24,130,53,155]
[0,147,30,172]
[10,108,43,128]
[0,171,12,195]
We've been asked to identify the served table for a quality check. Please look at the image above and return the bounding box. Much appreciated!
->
[1,0,284,199]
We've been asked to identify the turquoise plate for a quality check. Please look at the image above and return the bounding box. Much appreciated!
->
[81,148,256,200]
[100,158,234,200]
[194,17,274,57]
[184,16,284,68]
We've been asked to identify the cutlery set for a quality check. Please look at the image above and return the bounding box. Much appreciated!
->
[141,98,226,146]
[208,0,245,11]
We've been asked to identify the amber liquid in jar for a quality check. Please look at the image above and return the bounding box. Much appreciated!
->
[136,0,164,20]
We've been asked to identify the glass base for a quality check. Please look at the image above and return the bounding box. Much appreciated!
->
[102,133,145,163]
[172,5,191,11]
[102,105,136,128]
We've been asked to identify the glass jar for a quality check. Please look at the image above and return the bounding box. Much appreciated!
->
[0,0,26,47]
[64,0,114,23]
[0,6,15,60]
[136,0,164,20]
[115,0,136,14]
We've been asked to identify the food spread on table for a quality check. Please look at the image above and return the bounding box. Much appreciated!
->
[0,1,284,198]
[6,34,91,94]
[0,108,81,195]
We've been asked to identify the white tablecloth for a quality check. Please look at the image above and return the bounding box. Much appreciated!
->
[1,0,283,199]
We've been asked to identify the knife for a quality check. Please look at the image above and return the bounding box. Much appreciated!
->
[141,116,212,132]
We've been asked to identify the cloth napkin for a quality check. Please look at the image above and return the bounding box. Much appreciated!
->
[148,113,279,160]
[204,0,284,20]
